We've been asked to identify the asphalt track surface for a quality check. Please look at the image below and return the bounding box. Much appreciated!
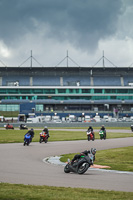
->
[0,137,133,192]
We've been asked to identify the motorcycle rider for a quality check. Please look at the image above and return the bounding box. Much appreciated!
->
[88,126,93,132]
[71,148,96,164]
[25,128,35,142]
[43,126,50,137]
[87,126,94,137]
[100,125,106,138]
[20,124,27,129]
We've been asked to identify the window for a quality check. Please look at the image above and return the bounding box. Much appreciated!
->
[8,89,18,94]
[82,89,90,93]
[0,104,19,111]
[117,89,128,93]
[0,89,6,93]
[44,89,55,94]
[36,104,43,111]
[104,89,117,94]
[58,89,66,93]
[33,89,43,94]
[20,89,31,94]
[94,89,102,93]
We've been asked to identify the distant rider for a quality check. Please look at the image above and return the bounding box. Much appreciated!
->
[87,126,94,137]
[100,125,106,137]
[43,126,50,137]
[88,126,93,132]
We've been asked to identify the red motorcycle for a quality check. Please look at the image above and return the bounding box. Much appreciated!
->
[39,131,48,143]
[5,124,14,129]
[86,131,95,141]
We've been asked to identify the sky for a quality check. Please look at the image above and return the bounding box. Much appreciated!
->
[0,0,133,67]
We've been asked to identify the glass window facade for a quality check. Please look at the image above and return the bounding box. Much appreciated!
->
[0,87,133,101]
[36,104,43,111]
[0,104,19,111]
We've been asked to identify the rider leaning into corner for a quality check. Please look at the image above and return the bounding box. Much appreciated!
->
[25,128,35,142]
[71,148,96,164]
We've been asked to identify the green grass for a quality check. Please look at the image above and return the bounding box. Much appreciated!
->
[0,111,19,117]
[95,146,133,171]
[60,146,133,172]
[0,183,133,200]
[0,129,86,143]
[105,131,132,139]
[0,128,133,143]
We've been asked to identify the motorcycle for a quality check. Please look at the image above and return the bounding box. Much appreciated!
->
[86,130,95,141]
[64,148,96,174]
[24,133,31,146]
[39,131,48,143]
[19,124,28,130]
[5,124,14,129]
[99,130,106,140]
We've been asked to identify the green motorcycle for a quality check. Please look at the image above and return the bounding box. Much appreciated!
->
[99,130,106,140]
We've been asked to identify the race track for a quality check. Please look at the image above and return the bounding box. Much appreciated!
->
[0,137,133,192]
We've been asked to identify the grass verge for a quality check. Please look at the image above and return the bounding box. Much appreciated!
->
[0,128,133,143]
[0,183,133,200]
[60,146,133,172]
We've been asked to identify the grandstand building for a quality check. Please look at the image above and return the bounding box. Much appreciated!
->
[0,54,133,117]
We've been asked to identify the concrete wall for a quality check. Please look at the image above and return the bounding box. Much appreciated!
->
[0,122,133,128]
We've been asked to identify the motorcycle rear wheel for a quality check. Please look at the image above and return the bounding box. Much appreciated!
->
[64,164,70,173]
[78,162,89,174]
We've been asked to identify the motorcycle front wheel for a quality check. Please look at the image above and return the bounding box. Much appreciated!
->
[87,135,90,141]
[77,162,89,174]
[64,164,70,173]
[44,139,48,143]
[39,137,42,143]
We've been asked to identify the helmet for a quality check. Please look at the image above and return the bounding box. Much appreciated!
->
[31,128,34,131]
[89,126,92,129]
[91,148,96,155]
[102,125,104,127]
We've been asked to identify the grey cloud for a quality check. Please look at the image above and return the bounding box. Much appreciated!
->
[0,0,128,51]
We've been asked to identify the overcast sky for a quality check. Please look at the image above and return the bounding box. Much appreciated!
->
[0,0,133,67]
